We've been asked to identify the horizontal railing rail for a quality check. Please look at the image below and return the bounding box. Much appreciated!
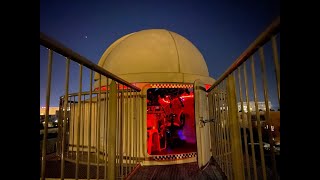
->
[40,32,141,92]
[207,16,280,92]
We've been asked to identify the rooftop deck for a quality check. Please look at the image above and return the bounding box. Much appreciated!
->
[131,158,226,180]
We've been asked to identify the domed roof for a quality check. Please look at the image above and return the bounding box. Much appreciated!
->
[94,29,214,85]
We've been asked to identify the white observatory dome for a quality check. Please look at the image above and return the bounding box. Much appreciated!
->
[94,29,214,85]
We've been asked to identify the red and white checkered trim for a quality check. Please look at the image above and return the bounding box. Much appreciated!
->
[150,83,193,89]
[152,152,197,161]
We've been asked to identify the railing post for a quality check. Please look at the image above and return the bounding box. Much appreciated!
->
[41,49,53,180]
[226,75,244,180]
[57,102,63,156]
[108,80,117,179]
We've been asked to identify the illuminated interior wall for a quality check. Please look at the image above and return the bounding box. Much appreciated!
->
[146,88,197,155]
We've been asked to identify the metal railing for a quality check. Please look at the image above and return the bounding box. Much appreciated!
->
[207,16,280,180]
[40,33,141,180]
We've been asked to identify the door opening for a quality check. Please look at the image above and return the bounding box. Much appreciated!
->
[146,88,197,156]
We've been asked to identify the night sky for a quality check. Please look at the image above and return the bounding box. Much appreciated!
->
[40,0,280,108]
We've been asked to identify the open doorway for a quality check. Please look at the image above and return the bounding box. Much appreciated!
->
[146,88,197,155]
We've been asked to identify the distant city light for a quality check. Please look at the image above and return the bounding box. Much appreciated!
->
[237,101,272,112]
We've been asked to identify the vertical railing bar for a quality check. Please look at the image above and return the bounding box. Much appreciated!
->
[133,91,136,167]
[132,89,134,171]
[41,49,53,180]
[208,91,212,158]
[214,91,219,164]
[138,91,141,164]
[66,97,69,158]
[133,90,138,165]
[82,94,85,161]
[102,86,105,178]
[115,83,118,178]
[219,87,225,174]
[223,82,233,180]
[214,90,220,165]
[129,90,132,170]
[127,87,130,176]
[244,59,258,180]
[125,86,130,176]
[217,88,222,168]
[61,57,70,180]
[271,35,280,105]
[119,84,122,178]
[221,86,228,175]
[139,91,141,163]
[120,85,124,179]
[134,91,137,166]
[213,91,218,162]
[102,84,106,179]
[75,64,83,180]
[57,99,63,157]
[122,87,124,167]
[233,71,246,180]
[221,81,229,179]
[127,88,130,173]
[72,96,76,158]
[129,89,133,172]
[219,81,230,177]
[103,79,106,180]
[95,92,99,166]
[108,80,117,179]
[211,91,215,158]
[70,97,73,158]
[221,90,227,175]
[227,79,234,180]
[101,82,104,179]
[221,83,228,175]
[210,91,216,158]
[219,88,225,170]
[104,78,109,180]
[222,80,231,179]
[107,78,110,178]
[137,91,140,164]
[136,91,139,165]
[117,83,120,178]
[93,85,97,177]
[115,83,117,178]
[226,73,245,180]
[259,47,278,179]
[237,67,251,180]
[131,90,135,168]
[208,92,214,159]
[219,90,225,178]
[66,96,71,158]
[96,74,101,180]
[57,98,61,157]
[250,55,267,180]
[87,70,93,180]
[216,86,222,169]
[226,77,234,179]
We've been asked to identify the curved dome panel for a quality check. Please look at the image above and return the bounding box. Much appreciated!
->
[95,29,214,85]
[169,31,209,76]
